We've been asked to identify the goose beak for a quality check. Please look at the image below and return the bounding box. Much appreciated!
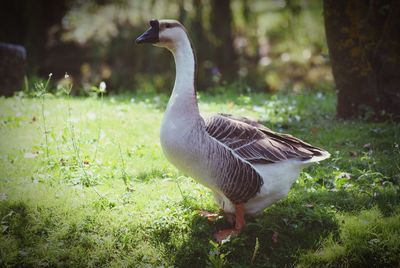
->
[136,19,159,44]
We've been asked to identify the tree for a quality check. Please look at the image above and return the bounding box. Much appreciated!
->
[0,0,68,73]
[190,0,210,89]
[210,0,238,83]
[324,0,400,121]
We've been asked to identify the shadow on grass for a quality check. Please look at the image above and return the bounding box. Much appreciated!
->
[146,193,340,267]
[147,187,399,267]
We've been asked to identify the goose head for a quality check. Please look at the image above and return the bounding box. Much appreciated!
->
[136,19,188,51]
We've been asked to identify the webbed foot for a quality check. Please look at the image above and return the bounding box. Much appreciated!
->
[213,204,245,242]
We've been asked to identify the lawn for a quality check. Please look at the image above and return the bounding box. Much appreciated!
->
[0,89,399,267]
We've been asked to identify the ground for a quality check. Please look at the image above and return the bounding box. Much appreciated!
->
[0,90,399,267]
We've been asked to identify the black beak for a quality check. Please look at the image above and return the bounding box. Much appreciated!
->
[136,19,159,44]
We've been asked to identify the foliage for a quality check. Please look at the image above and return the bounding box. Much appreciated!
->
[33,0,332,93]
[0,87,399,267]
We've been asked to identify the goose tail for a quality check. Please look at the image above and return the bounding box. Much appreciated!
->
[301,150,330,165]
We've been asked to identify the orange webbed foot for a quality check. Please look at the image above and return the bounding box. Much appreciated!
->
[199,210,221,222]
[214,204,245,242]
[214,228,239,242]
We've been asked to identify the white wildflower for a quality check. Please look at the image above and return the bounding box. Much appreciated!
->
[259,56,271,66]
[316,92,324,99]
[153,96,160,104]
[252,105,265,113]
[64,72,69,79]
[49,73,53,77]
[87,112,96,120]
[99,81,106,93]
[280,52,290,62]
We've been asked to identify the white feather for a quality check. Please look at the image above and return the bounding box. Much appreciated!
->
[213,160,303,215]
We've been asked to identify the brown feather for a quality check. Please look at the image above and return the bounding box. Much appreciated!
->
[205,113,328,165]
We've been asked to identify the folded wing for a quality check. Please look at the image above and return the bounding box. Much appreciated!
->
[205,113,328,165]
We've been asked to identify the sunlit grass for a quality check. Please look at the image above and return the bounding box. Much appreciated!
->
[298,208,400,267]
[0,90,399,267]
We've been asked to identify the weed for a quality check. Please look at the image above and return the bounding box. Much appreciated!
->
[251,237,260,264]
[64,74,98,188]
[91,81,106,162]
[34,73,53,159]
[207,240,230,268]
[117,142,132,191]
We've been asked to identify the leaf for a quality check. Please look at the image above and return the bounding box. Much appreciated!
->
[336,172,351,179]
[199,210,221,222]
[272,231,279,243]
[349,151,358,157]
[251,237,260,264]
[363,143,371,149]
[0,193,8,201]
[310,127,319,135]
[24,152,38,159]
[2,225,8,233]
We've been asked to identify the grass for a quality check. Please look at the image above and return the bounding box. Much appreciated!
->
[0,88,399,267]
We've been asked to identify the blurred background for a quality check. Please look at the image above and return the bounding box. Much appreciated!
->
[0,0,332,94]
[2,0,399,120]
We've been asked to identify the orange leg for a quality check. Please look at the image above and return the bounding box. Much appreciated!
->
[214,204,246,242]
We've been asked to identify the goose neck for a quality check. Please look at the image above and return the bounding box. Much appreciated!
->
[167,38,199,116]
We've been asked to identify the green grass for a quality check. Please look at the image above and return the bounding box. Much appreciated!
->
[0,90,399,267]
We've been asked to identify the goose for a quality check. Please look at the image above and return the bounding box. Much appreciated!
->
[136,19,330,241]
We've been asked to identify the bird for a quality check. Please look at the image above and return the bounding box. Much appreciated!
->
[136,19,330,242]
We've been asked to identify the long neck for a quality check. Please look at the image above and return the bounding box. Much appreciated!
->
[166,36,199,119]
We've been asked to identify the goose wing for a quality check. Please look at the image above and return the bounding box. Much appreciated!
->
[204,113,328,204]
[205,113,327,165]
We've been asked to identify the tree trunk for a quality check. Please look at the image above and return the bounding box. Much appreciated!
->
[210,0,238,83]
[323,0,400,121]
[374,0,400,118]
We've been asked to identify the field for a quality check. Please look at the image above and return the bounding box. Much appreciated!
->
[0,90,399,267]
